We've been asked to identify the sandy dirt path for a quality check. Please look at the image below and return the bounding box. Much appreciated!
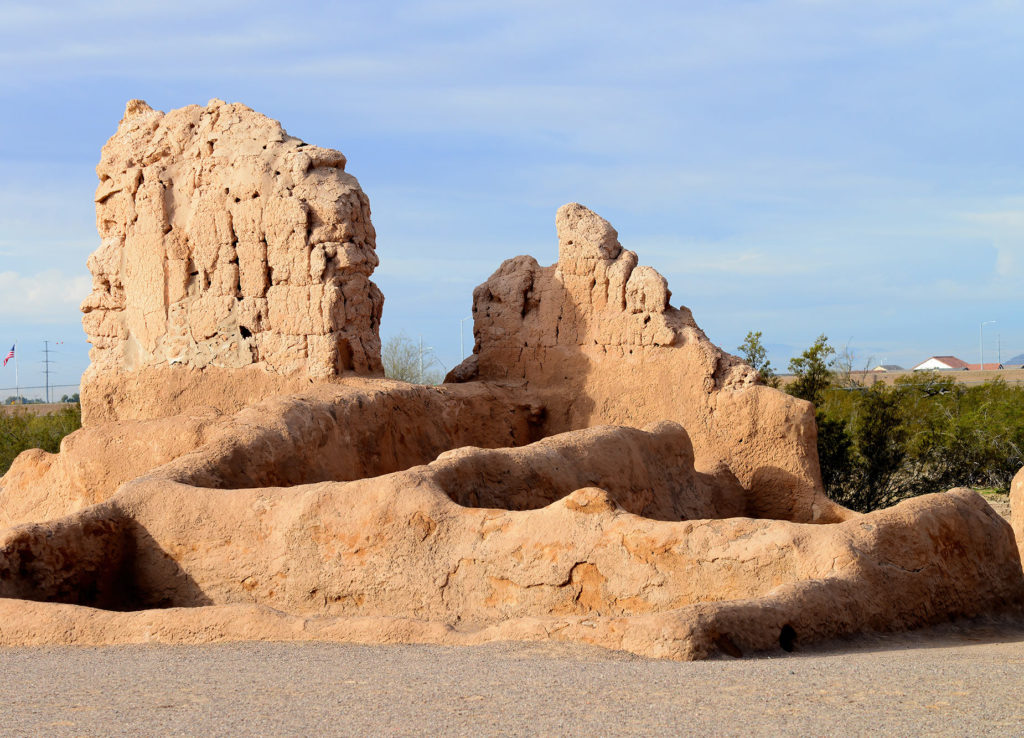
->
[1,621,1022,737]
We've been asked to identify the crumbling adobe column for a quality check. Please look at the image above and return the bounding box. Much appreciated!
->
[81,99,384,423]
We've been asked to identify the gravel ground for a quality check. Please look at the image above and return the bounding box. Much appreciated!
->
[1,621,1023,737]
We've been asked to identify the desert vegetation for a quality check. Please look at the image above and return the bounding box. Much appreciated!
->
[381,333,445,385]
[0,404,81,476]
[742,331,1024,512]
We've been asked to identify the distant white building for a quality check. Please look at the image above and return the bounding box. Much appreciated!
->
[912,356,970,371]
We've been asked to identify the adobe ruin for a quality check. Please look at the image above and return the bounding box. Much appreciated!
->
[1,100,1022,659]
[82,99,383,424]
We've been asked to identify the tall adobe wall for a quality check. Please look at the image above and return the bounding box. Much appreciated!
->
[81,99,383,424]
[448,203,848,523]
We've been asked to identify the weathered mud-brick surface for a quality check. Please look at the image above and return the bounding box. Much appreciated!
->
[2,100,1022,662]
[81,99,383,423]
[448,203,845,524]
[1011,467,1024,564]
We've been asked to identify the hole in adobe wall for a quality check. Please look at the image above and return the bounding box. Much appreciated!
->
[336,338,354,371]
[780,624,797,652]
[239,326,252,338]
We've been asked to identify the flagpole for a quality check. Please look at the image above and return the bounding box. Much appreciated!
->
[14,340,19,405]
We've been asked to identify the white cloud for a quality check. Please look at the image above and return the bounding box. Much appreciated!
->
[960,205,1024,281]
[0,270,91,323]
[631,240,817,278]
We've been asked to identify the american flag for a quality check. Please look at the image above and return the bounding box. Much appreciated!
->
[3,345,13,367]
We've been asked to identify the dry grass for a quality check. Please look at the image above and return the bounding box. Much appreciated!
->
[979,491,1012,521]
[0,402,77,416]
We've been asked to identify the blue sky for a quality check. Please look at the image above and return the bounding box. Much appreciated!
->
[1,0,1023,390]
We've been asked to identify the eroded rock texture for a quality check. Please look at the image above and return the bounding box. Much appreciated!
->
[1,101,1022,660]
[81,99,383,424]
[448,203,842,524]
[1,397,1022,659]
[1011,467,1024,564]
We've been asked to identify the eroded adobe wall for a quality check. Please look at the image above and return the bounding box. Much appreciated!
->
[1011,467,1024,566]
[0,379,544,530]
[2,472,1021,659]
[81,99,384,423]
[448,203,846,523]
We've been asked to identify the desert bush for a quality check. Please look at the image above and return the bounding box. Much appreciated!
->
[0,405,81,476]
[783,335,1024,512]
[811,374,1024,511]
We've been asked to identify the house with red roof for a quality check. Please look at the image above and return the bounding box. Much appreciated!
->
[912,356,970,371]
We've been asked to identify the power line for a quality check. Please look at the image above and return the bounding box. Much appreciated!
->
[41,340,55,404]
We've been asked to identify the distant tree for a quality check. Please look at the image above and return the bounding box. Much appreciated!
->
[787,334,835,406]
[738,331,780,388]
[833,343,875,389]
[60,393,80,403]
[4,396,42,405]
[381,333,443,385]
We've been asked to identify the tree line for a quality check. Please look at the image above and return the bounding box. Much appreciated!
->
[740,331,1024,512]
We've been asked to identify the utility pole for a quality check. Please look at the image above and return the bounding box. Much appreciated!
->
[460,316,472,358]
[980,321,995,371]
[418,335,436,385]
[41,340,54,403]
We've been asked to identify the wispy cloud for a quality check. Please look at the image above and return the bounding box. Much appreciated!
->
[659,247,818,278]
[960,203,1024,282]
[0,271,91,323]
[2,0,1024,374]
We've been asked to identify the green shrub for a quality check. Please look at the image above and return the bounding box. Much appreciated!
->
[811,375,1024,511]
[0,405,82,476]
[783,334,1024,512]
